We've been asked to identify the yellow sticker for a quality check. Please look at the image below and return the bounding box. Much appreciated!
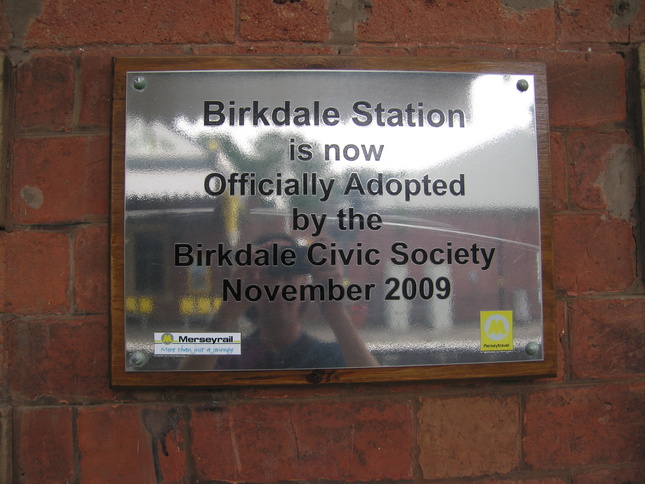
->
[480,311,514,351]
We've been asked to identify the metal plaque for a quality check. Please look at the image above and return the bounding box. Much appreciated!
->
[111,57,555,385]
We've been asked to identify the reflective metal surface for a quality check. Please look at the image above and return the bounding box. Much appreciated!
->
[123,70,543,371]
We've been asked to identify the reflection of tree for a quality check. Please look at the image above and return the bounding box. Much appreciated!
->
[197,130,331,214]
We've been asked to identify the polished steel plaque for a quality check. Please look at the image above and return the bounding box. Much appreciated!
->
[121,68,545,373]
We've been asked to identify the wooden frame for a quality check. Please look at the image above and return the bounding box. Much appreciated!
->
[110,56,556,387]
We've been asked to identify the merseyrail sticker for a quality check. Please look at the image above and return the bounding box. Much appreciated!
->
[154,332,241,356]
[480,311,513,351]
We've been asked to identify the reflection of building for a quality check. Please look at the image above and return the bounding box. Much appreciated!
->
[125,197,542,365]
[125,120,227,332]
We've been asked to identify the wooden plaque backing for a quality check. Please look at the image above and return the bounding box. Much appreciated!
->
[110,56,556,387]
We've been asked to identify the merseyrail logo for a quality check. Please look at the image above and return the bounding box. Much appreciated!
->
[480,311,513,351]
[154,332,242,356]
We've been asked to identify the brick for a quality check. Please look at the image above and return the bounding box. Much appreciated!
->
[550,132,567,211]
[572,465,645,483]
[1,231,70,314]
[79,53,113,129]
[553,214,635,295]
[569,298,645,380]
[558,0,631,43]
[191,43,336,56]
[15,53,75,132]
[416,45,517,60]
[567,130,636,217]
[77,405,186,483]
[0,0,10,50]
[0,239,5,313]
[0,318,6,397]
[240,383,346,400]
[24,0,235,48]
[8,317,114,400]
[630,4,645,41]
[0,406,10,483]
[350,46,415,56]
[191,400,413,482]
[142,407,186,483]
[517,50,626,128]
[524,384,645,469]
[477,479,566,484]
[11,136,109,224]
[74,225,108,314]
[239,0,330,42]
[418,395,520,479]
[356,0,556,45]
[14,407,74,482]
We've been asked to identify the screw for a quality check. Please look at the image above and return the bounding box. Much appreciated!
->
[130,350,149,367]
[525,342,540,356]
[516,79,529,92]
[133,76,147,90]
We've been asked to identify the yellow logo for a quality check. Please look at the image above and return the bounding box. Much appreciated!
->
[161,333,174,345]
[480,311,513,351]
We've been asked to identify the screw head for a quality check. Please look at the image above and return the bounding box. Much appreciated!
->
[516,79,529,92]
[130,350,149,367]
[525,342,540,356]
[133,76,147,90]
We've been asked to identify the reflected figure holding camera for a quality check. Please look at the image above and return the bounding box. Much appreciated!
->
[182,234,378,370]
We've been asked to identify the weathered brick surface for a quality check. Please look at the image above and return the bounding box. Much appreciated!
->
[0,0,10,50]
[631,5,645,41]
[77,405,185,483]
[557,0,631,43]
[477,479,567,484]
[15,53,75,132]
[11,136,109,225]
[1,231,70,314]
[191,43,337,56]
[553,214,635,295]
[0,317,6,396]
[524,383,645,469]
[191,400,414,482]
[414,45,520,62]
[550,131,567,211]
[569,298,645,380]
[74,225,108,314]
[239,0,330,42]
[14,407,74,482]
[356,0,556,44]
[572,465,645,483]
[8,317,113,401]
[567,130,635,215]
[0,405,11,483]
[79,52,113,129]
[418,395,520,479]
[518,50,627,128]
[24,0,235,48]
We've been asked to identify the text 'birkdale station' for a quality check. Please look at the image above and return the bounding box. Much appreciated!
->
[204,100,466,128]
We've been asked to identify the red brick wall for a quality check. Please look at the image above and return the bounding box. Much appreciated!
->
[1,1,644,482]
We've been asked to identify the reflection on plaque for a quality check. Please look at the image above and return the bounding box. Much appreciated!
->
[115,62,552,380]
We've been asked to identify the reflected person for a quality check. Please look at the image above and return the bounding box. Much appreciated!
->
[182,234,378,370]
